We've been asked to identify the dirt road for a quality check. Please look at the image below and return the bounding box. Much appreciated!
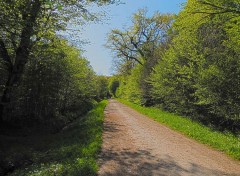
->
[98,100,240,176]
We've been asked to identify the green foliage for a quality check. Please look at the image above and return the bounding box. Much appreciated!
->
[149,45,199,115]
[118,99,240,160]
[3,37,97,126]
[107,9,174,74]
[123,65,144,104]
[95,76,109,100]
[196,0,240,15]
[109,0,240,133]
[108,76,120,97]
[107,10,174,105]
[149,0,240,132]
[0,100,108,176]
[0,0,117,122]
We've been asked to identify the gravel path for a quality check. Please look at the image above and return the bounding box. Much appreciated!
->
[98,99,240,176]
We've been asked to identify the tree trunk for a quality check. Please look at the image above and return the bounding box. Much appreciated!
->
[0,72,13,122]
[0,105,3,122]
[0,0,41,121]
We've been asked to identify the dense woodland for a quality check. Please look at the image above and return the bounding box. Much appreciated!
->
[108,0,240,133]
[1,0,240,175]
[2,0,239,132]
[0,0,112,131]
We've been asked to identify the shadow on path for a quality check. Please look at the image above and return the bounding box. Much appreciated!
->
[99,109,238,176]
[99,147,237,176]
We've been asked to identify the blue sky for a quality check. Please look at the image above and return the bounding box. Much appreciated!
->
[78,0,186,75]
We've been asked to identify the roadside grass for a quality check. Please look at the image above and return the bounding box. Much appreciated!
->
[117,99,240,160]
[0,100,107,176]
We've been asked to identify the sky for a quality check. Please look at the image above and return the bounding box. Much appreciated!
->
[77,0,187,75]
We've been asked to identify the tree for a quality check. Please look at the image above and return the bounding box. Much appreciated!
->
[96,76,109,100]
[196,0,240,15]
[107,9,174,105]
[0,0,117,121]
[107,9,174,74]
[3,34,101,129]
[150,0,240,132]
[108,77,120,97]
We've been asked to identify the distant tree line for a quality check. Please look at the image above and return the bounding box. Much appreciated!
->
[108,0,240,133]
[0,0,112,130]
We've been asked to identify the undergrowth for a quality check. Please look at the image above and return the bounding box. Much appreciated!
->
[0,100,107,176]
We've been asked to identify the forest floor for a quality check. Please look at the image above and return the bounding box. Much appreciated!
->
[98,99,240,176]
[0,101,107,176]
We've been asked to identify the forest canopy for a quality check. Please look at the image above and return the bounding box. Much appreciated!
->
[108,0,240,133]
[0,0,113,127]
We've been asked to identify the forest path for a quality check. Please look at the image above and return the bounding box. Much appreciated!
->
[98,99,240,176]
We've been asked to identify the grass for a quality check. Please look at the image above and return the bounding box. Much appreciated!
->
[117,99,240,160]
[0,100,108,176]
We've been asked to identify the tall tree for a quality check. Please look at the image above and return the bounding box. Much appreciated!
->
[107,9,174,105]
[150,0,240,131]
[107,9,174,74]
[0,0,117,121]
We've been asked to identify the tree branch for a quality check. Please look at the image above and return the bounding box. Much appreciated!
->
[197,0,240,15]
[0,39,13,70]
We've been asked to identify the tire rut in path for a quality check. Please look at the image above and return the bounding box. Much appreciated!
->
[98,99,240,176]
